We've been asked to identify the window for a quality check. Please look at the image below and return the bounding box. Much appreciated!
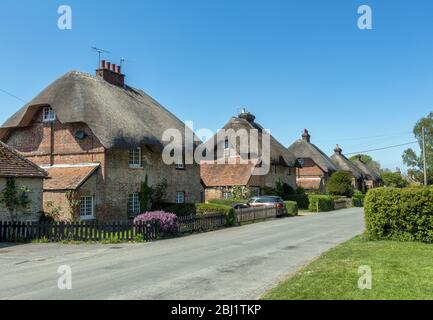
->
[222,191,232,199]
[128,193,140,216]
[176,191,185,204]
[129,147,142,167]
[80,196,94,220]
[175,156,185,170]
[224,138,230,149]
[42,107,56,122]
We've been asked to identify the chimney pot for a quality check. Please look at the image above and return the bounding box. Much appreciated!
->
[111,64,116,72]
[100,60,106,69]
[116,65,121,74]
[302,129,311,142]
[106,62,111,70]
[95,60,125,88]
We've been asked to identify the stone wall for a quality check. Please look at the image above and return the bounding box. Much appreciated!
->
[0,177,44,222]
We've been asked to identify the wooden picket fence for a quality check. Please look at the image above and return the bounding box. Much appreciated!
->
[0,220,158,243]
[178,212,227,233]
[235,206,278,224]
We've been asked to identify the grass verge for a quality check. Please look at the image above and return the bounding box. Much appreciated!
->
[262,235,433,300]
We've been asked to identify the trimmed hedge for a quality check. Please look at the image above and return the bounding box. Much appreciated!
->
[285,194,309,210]
[352,191,365,207]
[208,199,247,207]
[153,203,196,217]
[308,195,335,212]
[196,203,236,226]
[365,187,433,242]
[284,201,298,216]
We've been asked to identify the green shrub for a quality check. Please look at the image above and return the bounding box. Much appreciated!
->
[285,194,309,209]
[308,195,335,212]
[365,187,433,242]
[195,203,236,226]
[352,190,365,207]
[153,203,196,217]
[284,201,298,216]
[208,199,246,207]
[326,171,355,197]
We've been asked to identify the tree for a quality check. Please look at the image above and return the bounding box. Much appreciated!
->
[402,112,433,185]
[380,172,409,188]
[0,178,31,222]
[326,171,354,197]
[349,154,381,173]
[139,175,154,212]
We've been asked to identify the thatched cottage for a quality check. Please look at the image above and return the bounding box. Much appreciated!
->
[0,61,203,221]
[287,129,337,192]
[0,141,48,221]
[200,111,299,200]
[330,145,365,192]
[352,156,381,189]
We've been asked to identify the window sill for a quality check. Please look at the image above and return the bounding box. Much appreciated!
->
[129,165,143,169]
[80,216,96,221]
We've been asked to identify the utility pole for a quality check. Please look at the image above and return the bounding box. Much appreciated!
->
[422,126,428,186]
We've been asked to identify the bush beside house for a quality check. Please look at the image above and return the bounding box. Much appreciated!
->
[326,171,354,197]
[308,195,335,212]
[195,203,236,226]
[284,201,298,216]
[365,187,433,242]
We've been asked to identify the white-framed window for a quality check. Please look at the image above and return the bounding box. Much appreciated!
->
[42,106,56,122]
[222,191,232,199]
[129,147,142,168]
[128,193,141,216]
[80,196,94,220]
[175,156,185,170]
[176,191,185,204]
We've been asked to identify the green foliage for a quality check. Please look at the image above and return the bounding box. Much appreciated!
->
[380,172,409,188]
[230,186,251,200]
[152,179,168,205]
[284,201,298,216]
[365,187,433,242]
[326,171,354,197]
[139,175,153,212]
[42,201,62,222]
[195,203,236,226]
[208,199,247,207]
[308,195,335,212]
[285,194,309,209]
[0,178,31,221]
[352,190,365,207]
[262,186,280,196]
[154,203,196,217]
[263,181,295,199]
[65,191,80,222]
[403,112,433,184]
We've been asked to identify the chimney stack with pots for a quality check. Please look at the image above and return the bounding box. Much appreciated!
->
[302,129,311,143]
[96,60,125,88]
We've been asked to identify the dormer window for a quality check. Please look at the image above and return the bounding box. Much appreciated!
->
[129,147,142,168]
[42,107,56,122]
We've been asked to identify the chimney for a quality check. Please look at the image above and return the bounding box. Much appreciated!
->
[334,144,342,154]
[302,129,311,142]
[96,60,125,88]
[238,109,256,123]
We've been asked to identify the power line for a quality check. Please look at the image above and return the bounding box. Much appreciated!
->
[345,141,418,155]
[314,131,413,143]
[0,88,27,103]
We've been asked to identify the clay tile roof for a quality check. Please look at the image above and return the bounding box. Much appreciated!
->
[0,141,48,178]
[43,164,99,191]
[200,158,259,187]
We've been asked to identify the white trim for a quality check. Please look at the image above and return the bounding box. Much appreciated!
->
[129,147,142,168]
[40,163,100,169]
[42,106,56,122]
[80,196,95,220]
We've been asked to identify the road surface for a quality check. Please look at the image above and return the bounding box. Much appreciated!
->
[0,207,364,300]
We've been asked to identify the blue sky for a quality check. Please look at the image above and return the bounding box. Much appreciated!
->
[0,0,432,171]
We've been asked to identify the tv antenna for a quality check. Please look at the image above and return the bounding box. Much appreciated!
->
[92,46,111,66]
[120,57,135,70]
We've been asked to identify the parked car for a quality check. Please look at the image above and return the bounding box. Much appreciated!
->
[246,196,287,217]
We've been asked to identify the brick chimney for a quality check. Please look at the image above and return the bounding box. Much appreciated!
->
[334,144,342,154]
[96,60,125,88]
[302,129,311,142]
[238,108,256,123]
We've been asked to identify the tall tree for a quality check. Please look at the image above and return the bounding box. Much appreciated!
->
[402,112,433,185]
[349,154,381,173]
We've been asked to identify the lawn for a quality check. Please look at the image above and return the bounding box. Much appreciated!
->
[262,235,433,300]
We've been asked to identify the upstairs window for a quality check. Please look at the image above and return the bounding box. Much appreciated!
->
[175,156,185,170]
[224,138,230,149]
[129,147,142,168]
[42,107,56,122]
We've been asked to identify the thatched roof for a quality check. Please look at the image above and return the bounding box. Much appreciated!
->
[0,71,198,149]
[330,145,364,179]
[287,129,337,173]
[0,141,47,178]
[352,157,381,182]
[202,112,299,168]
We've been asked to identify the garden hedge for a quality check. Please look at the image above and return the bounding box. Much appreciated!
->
[153,203,196,217]
[208,199,247,207]
[285,194,309,210]
[195,203,236,226]
[284,201,298,216]
[308,195,335,212]
[352,191,365,207]
[365,187,433,242]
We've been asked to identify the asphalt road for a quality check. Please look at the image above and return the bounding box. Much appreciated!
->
[0,207,364,300]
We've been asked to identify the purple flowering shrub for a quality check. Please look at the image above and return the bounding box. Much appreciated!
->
[134,211,179,234]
